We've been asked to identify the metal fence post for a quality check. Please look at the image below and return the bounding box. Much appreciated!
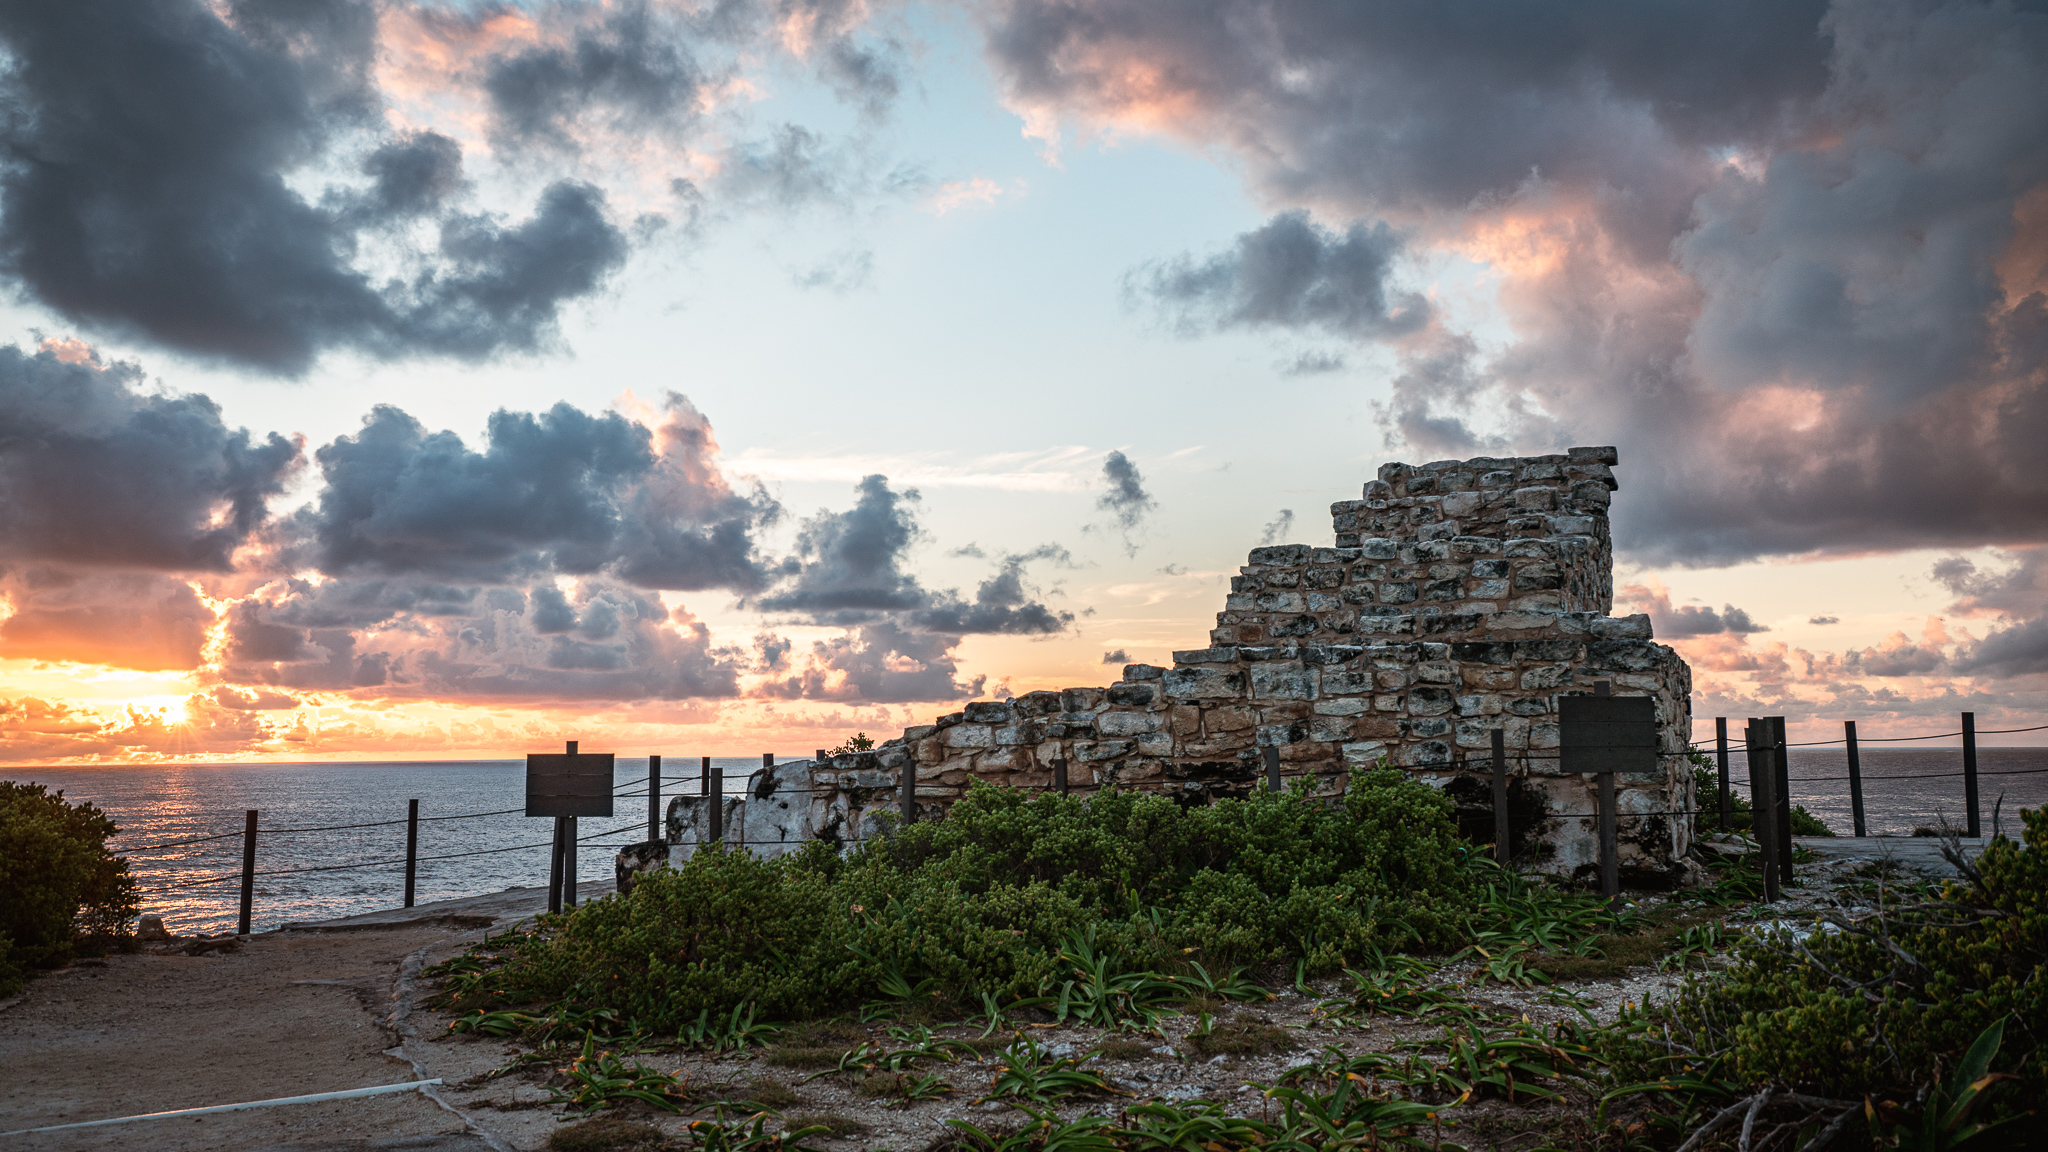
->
[1845,721,1866,837]
[1715,717,1731,831]
[1262,744,1281,792]
[404,799,418,908]
[238,809,257,935]
[1963,711,1981,838]
[1745,721,1779,904]
[1491,729,1510,866]
[1053,757,1069,797]
[648,755,661,843]
[899,754,916,826]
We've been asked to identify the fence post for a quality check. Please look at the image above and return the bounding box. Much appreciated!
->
[705,756,722,842]
[1262,744,1281,792]
[899,753,916,826]
[238,809,257,936]
[1745,721,1779,904]
[1491,729,1509,866]
[563,814,578,908]
[649,755,661,843]
[547,817,564,915]
[1769,716,1793,885]
[1053,757,1069,797]
[1962,711,1981,838]
[1845,721,1866,837]
[764,752,775,769]
[1715,717,1731,831]
[404,799,419,908]
[1598,771,1618,910]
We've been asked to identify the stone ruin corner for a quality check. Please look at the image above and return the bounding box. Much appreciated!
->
[663,446,1696,887]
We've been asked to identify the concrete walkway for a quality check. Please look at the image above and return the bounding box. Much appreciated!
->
[1794,834,1988,876]
[281,879,614,932]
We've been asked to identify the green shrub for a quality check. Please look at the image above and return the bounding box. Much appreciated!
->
[1688,753,1833,836]
[1608,807,2047,1129]
[0,782,138,993]
[500,770,1476,1028]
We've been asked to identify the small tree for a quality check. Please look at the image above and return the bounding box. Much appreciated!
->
[827,732,876,756]
[0,783,138,993]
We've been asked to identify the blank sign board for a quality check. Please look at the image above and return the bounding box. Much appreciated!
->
[526,753,615,817]
[1558,695,1657,775]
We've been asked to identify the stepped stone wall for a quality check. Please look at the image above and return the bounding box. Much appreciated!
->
[666,447,1697,884]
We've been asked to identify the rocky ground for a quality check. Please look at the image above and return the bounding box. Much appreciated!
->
[0,840,1963,1152]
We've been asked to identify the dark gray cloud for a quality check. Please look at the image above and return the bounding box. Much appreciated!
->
[0,344,300,571]
[757,475,1072,634]
[751,475,1074,702]
[477,0,709,152]
[791,248,877,294]
[1258,509,1295,546]
[299,392,780,590]
[1131,211,1429,341]
[754,620,986,704]
[1932,548,2048,618]
[0,0,634,374]
[1658,603,1771,638]
[989,0,2048,564]
[1093,450,1155,556]
[1954,616,2048,678]
[1101,648,1129,664]
[1809,615,1840,625]
[223,575,743,701]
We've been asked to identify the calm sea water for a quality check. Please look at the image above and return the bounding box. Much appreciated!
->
[8,758,785,936]
[10,748,2048,935]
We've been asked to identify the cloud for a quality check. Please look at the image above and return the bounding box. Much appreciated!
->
[222,574,744,702]
[1809,615,1840,625]
[1620,580,1769,637]
[791,248,876,294]
[1130,211,1429,341]
[1101,648,1129,664]
[757,475,1073,634]
[1092,451,1155,556]
[0,344,301,571]
[983,0,2048,565]
[1931,547,2048,618]
[925,177,1006,215]
[297,391,779,590]
[1258,509,1295,546]
[754,620,986,704]
[0,0,639,374]
[1954,615,2048,678]
[0,571,215,671]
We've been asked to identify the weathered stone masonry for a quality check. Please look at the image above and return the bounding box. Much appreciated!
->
[667,447,1696,883]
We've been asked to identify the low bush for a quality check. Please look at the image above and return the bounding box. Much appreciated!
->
[1607,807,2047,1143]
[0,782,138,994]
[498,770,1477,1029]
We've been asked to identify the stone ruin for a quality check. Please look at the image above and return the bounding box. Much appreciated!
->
[664,447,1697,885]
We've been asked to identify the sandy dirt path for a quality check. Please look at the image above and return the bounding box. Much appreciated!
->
[0,923,501,1152]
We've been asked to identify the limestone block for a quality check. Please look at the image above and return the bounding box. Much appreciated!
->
[1106,683,1157,706]
[1314,698,1368,716]
[1408,686,1454,715]
[1248,661,1315,700]
[1135,732,1175,756]
[995,721,1045,745]
[1590,614,1653,640]
[1163,666,1246,698]
[1205,705,1257,731]
[944,724,994,749]
[1075,739,1134,762]
[1014,690,1063,717]
[1098,711,1163,736]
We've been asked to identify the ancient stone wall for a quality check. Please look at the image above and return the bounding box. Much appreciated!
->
[667,447,1696,883]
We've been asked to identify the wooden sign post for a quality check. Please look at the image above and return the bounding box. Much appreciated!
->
[1558,692,1655,909]
[527,740,614,912]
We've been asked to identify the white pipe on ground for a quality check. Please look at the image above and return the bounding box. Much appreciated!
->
[0,1078,443,1135]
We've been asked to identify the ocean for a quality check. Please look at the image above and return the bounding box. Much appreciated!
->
[10,748,2048,936]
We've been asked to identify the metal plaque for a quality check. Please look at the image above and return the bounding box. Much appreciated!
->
[1558,695,1657,775]
[526,753,615,817]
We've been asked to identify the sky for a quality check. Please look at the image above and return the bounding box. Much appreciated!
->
[2,0,2046,765]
